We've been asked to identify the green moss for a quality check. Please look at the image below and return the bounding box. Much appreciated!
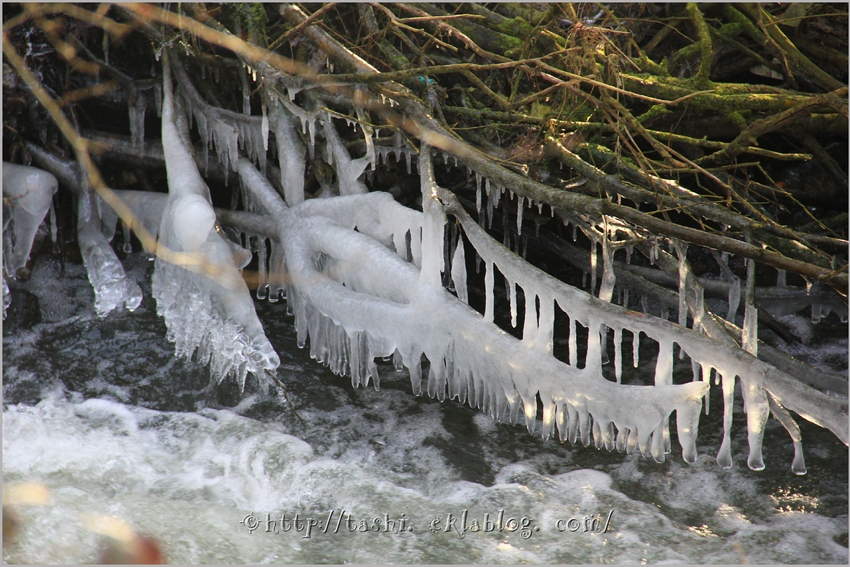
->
[637,104,671,124]
[222,3,269,47]
[717,22,743,36]
[726,111,749,131]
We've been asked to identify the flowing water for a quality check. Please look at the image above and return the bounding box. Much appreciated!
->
[3,252,848,564]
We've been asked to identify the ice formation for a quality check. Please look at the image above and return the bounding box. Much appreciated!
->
[11,45,843,472]
[170,59,266,181]
[268,100,306,206]
[321,109,373,196]
[226,145,711,464]
[77,187,143,318]
[12,148,144,318]
[225,117,846,470]
[152,52,279,391]
[2,162,58,278]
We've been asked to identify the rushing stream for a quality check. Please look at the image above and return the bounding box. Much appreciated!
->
[3,251,848,564]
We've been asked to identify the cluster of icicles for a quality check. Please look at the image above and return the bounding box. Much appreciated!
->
[5,53,826,472]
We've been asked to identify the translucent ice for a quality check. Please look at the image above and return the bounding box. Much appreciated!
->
[268,102,306,206]
[2,162,58,277]
[77,188,143,317]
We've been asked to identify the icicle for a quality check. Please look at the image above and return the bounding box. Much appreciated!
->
[700,363,712,415]
[509,279,517,327]
[690,358,700,382]
[483,178,493,229]
[537,294,554,355]
[740,256,768,470]
[693,287,705,333]
[742,259,757,356]
[541,401,556,440]
[741,376,768,470]
[268,240,286,303]
[484,260,494,322]
[651,339,674,461]
[475,171,481,216]
[77,188,143,317]
[776,269,786,287]
[727,276,740,321]
[122,221,132,253]
[241,66,251,115]
[521,393,537,434]
[261,101,269,151]
[451,236,468,304]
[393,130,403,162]
[418,145,447,288]
[654,340,673,387]
[767,394,807,475]
[632,329,640,367]
[598,224,615,303]
[716,371,736,468]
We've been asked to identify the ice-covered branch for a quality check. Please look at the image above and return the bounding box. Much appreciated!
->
[154,50,279,391]
[437,185,847,461]
[13,151,143,318]
[232,151,709,463]
[76,187,143,318]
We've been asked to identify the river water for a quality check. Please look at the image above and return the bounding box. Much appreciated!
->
[3,252,848,564]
